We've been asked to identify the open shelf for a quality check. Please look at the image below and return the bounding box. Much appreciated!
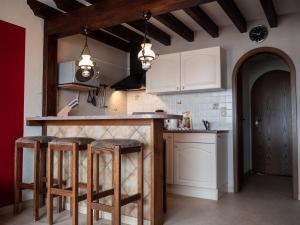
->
[58,83,98,91]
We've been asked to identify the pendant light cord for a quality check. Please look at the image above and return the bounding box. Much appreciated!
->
[80,26,92,56]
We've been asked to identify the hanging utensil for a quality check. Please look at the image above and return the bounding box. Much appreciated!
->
[87,90,93,103]
[91,90,97,106]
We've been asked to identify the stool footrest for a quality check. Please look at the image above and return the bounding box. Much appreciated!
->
[91,203,113,213]
[93,189,114,201]
[50,188,73,197]
[121,193,142,207]
[19,183,34,190]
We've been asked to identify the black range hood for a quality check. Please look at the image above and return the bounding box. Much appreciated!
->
[111,45,146,91]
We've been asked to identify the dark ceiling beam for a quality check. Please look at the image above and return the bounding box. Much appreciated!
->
[27,0,129,51]
[88,30,131,52]
[128,20,171,46]
[85,0,101,4]
[184,6,219,38]
[260,0,278,27]
[44,0,215,37]
[27,0,61,19]
[53,0,84,12]
[155,13,194,42]
[216,0,247,33]
[103,25,148,44]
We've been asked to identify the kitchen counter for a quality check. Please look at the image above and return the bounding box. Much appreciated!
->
[26,114,181,225]
[27,114,182,126]
[163,129,229,133]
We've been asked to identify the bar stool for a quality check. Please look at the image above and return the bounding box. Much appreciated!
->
[86,139,144,225]
[47,137,95,225]
[14,136,56,221]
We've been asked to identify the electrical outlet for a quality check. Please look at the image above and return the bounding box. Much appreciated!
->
[212,103,219,110]
[220,107,227,117]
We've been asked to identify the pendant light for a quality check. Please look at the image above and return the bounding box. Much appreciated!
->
[138,12,158,71]
[78,26,94,78]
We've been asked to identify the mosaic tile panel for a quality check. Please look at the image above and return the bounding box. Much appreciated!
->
[47,125,152,220]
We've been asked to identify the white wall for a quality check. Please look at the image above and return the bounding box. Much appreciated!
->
[0,0,44,200]
[129,13,300,194]
[58,35,128,115]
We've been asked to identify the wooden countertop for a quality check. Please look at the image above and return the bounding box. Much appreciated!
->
[26,114,182,126]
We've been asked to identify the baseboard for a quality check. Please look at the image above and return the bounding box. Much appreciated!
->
[0,200,32,215]
[66,203,151,225]
[168,185,220,200]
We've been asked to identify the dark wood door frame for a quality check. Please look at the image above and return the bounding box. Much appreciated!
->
[232,47,298,199]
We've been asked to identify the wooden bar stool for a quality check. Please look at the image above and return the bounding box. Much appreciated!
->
[86,139,144,225]
[14,136,56,221]
[47,137,95,225]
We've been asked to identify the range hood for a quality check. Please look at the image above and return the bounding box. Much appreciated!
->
[111,46,146,91]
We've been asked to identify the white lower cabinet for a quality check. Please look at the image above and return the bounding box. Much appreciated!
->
[174,142,216,188]
[165,132,228,200]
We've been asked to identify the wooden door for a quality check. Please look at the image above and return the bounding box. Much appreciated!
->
[251,70,292,176]
[180,46,222,91]
[146,53,180,93]
[0,20,25,207]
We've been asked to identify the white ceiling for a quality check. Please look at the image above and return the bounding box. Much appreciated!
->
[38,0,300,35]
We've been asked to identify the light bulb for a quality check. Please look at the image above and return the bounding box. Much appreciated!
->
[138,43,156,71]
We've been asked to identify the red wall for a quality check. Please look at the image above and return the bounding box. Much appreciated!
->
[0,20,25,207]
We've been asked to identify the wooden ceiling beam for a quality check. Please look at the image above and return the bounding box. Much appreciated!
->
[184,6,219,38]
[103,25,148,44]
[155,13,194,42]
[260,0,278,27]
[44,0,215,37]
[88,30,131,52]
[85,0,101,4]
[128,20,171,46]
[53,0,84,12]
[216,0,247,33]
[27,0,61,19]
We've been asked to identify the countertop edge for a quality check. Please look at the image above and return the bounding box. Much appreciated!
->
[163,130,229,134]
[26,114,182,122]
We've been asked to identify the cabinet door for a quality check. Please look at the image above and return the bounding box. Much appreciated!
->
[180,46,222,91]
[163,133,174,184]
[146,53,180,93]
[174,142,216,188]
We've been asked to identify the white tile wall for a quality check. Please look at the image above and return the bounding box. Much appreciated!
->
[127,90,233,130]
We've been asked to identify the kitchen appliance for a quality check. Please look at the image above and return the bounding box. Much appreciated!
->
[111,46,146,91]
[58,60,100,88]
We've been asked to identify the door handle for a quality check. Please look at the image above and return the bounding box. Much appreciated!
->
[254,117,261,127]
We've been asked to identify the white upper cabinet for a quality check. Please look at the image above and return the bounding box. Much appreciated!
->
[146,46,224,94]
[181,46,222,91]
[146,53,180,93]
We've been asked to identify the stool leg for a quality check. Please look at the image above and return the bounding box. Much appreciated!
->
[113,146,121,225]
[57,150,63,213]
[71,143,79,225]
[14,144,21,214]
[137,147,144,225]
[33,142,41,221]
[40,148,47,206]
[69,151,73,216]
[94,154,100,221]
[47,146,54,225]
[87,145,94,225]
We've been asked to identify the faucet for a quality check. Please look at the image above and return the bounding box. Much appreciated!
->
[202,120,210,130]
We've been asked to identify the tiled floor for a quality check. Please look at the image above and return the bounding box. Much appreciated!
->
[1,175,299,225]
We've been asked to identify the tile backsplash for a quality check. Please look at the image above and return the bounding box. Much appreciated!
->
[127,90,233,130]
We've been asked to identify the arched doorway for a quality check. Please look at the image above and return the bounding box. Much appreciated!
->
[232,47,298,199]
